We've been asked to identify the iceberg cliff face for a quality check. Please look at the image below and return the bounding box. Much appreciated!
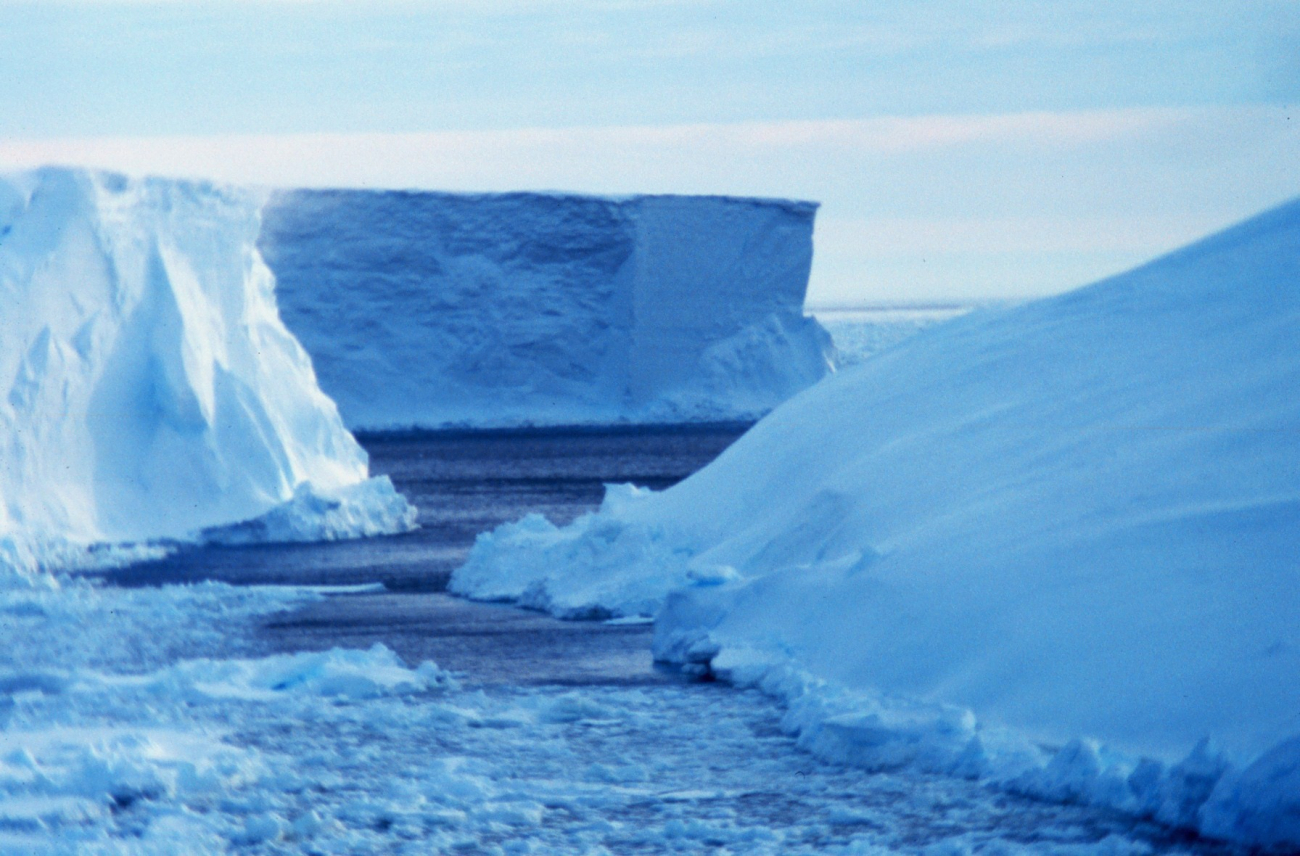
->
[0,168,414,577]
[450,198,1300,848]
[259,190,832,430]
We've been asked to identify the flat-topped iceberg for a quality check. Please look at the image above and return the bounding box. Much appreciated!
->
[450,198,1300,848]
[0,168,415,579]
[259,190,833,430]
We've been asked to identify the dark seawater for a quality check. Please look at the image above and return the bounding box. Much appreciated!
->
[95,423,751,686]
[100,423,750,591]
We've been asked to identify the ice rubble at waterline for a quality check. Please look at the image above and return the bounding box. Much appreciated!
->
[4,573,1204,855]
[0,573,458,854]
[0,168,415,578]
[452,198,1300,849]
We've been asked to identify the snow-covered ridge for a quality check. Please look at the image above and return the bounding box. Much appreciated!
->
[450,197,1300,849]
[0,168,415,578]
[259,189,833,430]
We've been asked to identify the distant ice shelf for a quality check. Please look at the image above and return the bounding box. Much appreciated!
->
[259,190,834,431]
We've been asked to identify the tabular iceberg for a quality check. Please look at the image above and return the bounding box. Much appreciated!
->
[0,168,415,579]
[450,198,1300,848]
[259,190,833,430]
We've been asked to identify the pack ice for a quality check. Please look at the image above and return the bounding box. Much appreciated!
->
[0,168,415,578]
[259,190,833,430]
[452,199,1300,848]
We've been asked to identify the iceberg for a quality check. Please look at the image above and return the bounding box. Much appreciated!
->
[0,168,415,578]
[259,190,833,430]
[450,198,1300,848]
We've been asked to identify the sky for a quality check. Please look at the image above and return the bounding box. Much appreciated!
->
[1,0,1297,305]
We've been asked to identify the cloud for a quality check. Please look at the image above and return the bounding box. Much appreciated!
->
[0,108,1218,186]
[5,107,1296,302]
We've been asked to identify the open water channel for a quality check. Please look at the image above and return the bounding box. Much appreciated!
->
[89,427,1240,855]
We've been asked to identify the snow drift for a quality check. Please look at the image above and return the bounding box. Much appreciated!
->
[259,190,833,430]
[450,198,1300,848]
[0,168,415,578]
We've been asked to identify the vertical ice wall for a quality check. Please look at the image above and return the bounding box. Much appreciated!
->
[259,190,832,430]
[627,196,830,416]
[0,168,414,576]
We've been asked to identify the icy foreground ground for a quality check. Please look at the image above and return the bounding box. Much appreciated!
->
[452,199,1300,848]
[0,168,415,577]
[260,190,834,430]
[0,577,1236,855]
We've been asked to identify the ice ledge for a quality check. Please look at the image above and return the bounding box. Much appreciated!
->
[653,619,1300,854]
[0,167,417,578]
[0,476,417,585]
[200,476,417,547]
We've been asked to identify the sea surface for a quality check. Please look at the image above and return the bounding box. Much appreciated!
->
[37,313,1236,854]
[98,425,749,687]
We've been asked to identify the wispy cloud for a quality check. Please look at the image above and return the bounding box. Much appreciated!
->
[0,108,1230,185]
[5,107,1296,303]
[2,1,1294,140]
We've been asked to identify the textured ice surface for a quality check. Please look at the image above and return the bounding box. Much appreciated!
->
[451,198,1300,848]
[260,190,834,430]
[0,576,1233,855]
[0,168,415,576]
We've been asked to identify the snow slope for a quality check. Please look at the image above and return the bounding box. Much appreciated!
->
[0,168,415,578]
[260,190,833,430]
[451,198,1300,848]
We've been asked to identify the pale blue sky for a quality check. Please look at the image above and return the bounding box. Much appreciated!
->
[2,1,1297,303]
